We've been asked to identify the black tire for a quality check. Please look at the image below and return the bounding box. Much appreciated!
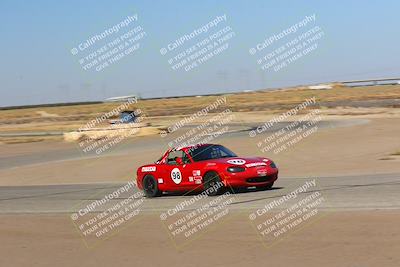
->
[203,171,224,196]
[257,182,274,190]
[143,175,162,198]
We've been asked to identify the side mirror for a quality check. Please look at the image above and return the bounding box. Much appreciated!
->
[176,157,183,165]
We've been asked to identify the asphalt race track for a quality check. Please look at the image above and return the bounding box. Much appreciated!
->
[0,173,399,214]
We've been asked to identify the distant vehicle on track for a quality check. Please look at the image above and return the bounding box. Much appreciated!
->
[136,144,278,197]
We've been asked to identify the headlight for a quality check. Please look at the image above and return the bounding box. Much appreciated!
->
[270,161,277,168]
[227,166,245,173]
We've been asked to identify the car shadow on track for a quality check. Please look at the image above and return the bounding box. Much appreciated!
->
[161,186,284,198]
[228,186,284,194]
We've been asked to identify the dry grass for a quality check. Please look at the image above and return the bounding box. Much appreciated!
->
[0,85,399,144]
[379,150,400,160]
[1,85,399,121]
[0,135,63,144]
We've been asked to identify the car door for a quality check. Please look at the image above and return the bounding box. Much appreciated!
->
[180,150,202,189]
[161,150,192,189]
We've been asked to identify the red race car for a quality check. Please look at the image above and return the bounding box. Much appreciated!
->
[136,144,278,197]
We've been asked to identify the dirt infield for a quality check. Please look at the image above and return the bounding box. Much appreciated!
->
[0,211,399,267]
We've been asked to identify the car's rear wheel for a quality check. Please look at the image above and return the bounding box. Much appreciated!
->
[143,175,161,197]
[203,171,224,196]
[257,182,274,190]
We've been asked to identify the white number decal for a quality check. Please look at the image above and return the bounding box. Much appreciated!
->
[171,168,182,184]
[227,159,246,165]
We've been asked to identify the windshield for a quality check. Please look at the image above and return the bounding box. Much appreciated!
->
[188,145,237,162]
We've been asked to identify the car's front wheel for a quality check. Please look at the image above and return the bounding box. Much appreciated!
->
[203,171,224,196]
[143,175,162,197]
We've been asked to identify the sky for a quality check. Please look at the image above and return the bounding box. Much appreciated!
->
[0,0,399,107]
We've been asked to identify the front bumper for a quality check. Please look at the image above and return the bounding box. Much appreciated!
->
[222,167,278,187]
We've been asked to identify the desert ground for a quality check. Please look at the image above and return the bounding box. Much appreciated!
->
[1,85,399,266]
[1,211,399,267]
